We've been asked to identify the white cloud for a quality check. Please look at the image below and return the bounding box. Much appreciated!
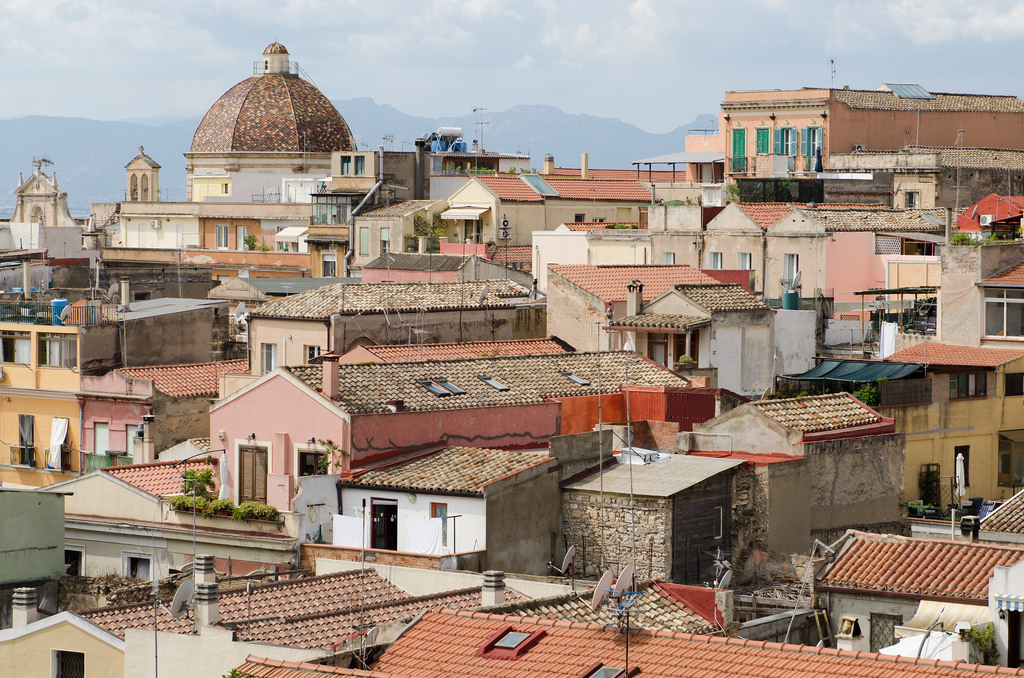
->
[514,54,534,69]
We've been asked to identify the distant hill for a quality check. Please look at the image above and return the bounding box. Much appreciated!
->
[0,102,717,217]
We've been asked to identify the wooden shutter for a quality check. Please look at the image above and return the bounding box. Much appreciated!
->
[240,447,254,502]
[800,128,810,156]
[255,449,268,502]
[774,129,783,154]
[732,129,745,159]
[756,128,769,154]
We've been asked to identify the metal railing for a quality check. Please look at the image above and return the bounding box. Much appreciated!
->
[0,302,121,326]
[728,156,749,173]
[10,445,35,467]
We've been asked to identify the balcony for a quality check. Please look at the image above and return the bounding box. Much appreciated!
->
[0,301,120,327]
[879,378,932,407]
[11,445,35,467]
[728,157,750,173]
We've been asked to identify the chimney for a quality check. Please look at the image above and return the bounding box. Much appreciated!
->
[542,155,555,174]
[140,416,155,464]
[194,553,217,585]
[472,139,480,153]
[12,587,41,626]
[945,206,953,243]
[960,515,980,542]
[194,582,221,630]
[119,277,130,307]
[414,138,427,199]
[482,570,506,607]
[323,360,339,400]
[626,280,644,317]
[21,260,31,301]
[581,152,589,180]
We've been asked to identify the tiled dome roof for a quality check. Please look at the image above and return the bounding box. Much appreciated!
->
[190,74,353,153]
[263,42,289,55]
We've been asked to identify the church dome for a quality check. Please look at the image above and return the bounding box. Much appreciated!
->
[189,44,353,154]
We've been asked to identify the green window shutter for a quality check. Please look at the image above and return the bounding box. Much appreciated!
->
[788,129,798,157]
[800,128,810,156]
[774,129,783,154]
[756,128,769,154]
[732,129,746,159]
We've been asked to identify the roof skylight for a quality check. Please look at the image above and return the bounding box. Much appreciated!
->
[493,630,531,649]
[560,371,590,386]
[434,378,466,395]
[587,668,625,678]
[479,375,510,391]
[418,380,451,397]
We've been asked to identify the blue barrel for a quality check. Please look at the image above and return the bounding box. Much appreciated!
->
[51,298,68,325]
[782,290,799,310]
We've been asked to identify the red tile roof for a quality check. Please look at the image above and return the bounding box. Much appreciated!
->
[543,178,652,201]
[736,202,795,228]
[886,342,1024,367]
[818,530,1024,602]
[371,609,1024,677]
[983,261,1024,285]
[476,175,545,202]
[545,167,678,182]
[751,393,884,433]
[236,656,400,677]
[357,338,570,363]
[982,488,1024,534]
[550,264,718,302]
[118,359,248,398]
[487,244,533,264]
[563,221,639,231]
[104,457,218,497]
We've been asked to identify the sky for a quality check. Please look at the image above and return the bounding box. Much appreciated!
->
[3,0,1024,135]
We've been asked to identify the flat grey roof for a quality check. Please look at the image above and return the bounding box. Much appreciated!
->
[568,453,743,497]
[633,151,725,165]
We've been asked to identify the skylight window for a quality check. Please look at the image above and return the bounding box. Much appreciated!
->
[479,375,510,391]
[434,378,465,395]
[560,371,590,386]
[586,668,625,678]
[493,631,531,649]
[418,380,451,397]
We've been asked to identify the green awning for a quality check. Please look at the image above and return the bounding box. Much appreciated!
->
[784,359,923,383]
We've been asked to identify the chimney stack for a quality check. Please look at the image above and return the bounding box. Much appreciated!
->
[542,155,555,175]
[322,360,339,399]
[581,152,589,180]
[195,582,221,630]
[12,587,41,626]
[119,277,130,307]
[626,280,644,317]
[194,553,217,585]
[21,260,31,301]
[482,570,506,607]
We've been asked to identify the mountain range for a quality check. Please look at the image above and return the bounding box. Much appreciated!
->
[0,100,717,216]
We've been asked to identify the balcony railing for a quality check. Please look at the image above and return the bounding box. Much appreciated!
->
[0,301,121,327]
[728,157,750,173]
[11,445,35,467]
[879,378,932,407]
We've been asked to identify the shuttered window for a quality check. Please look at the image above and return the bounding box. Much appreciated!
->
[756,128,770,154]
[239,446,268,503]
[732,128,746,159]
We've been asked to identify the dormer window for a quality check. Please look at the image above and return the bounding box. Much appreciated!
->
[493,631,530,649]
[560,371,590,386]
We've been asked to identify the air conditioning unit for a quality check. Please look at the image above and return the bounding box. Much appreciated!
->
[150,220,161,230]
[980,215,993,227]
[852,144,866,152]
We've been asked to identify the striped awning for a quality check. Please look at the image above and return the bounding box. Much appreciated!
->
[441,206,489,220]
[997,594,1024,612]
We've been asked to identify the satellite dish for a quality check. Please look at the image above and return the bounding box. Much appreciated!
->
[790,270,802,290]
[717,570,733,590]
[592,569,614,612]
[169,579,194,619]
[613,563,635,597]
[107,282,119,300]
[477,284,490,304]
[59,305,72,323]
[559,545,576,576]
[893,181,902,197]
[236,302,246,316]
[970,205,979,220]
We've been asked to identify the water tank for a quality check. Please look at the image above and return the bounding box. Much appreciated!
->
[437,126,463,139]
[452,141,467,152]
[782,290,799,310]
[51,298,69,325]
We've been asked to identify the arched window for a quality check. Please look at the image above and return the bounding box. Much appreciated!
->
[130,174,139,201]
[141,174,149,201]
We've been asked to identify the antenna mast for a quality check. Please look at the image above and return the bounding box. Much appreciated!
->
[473,107,489,151]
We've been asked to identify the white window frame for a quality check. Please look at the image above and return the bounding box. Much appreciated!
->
[262,343,278,373]
[215,224,229,249]
[121,551,153,580]
[236,225,247,250]
[783,253,799,286]
[737,252,752,270]
[904,190,920,209]
[322,251,337,277]
[708,251,723,270]
[65,544,85,576]
[985,289,1024,338]
[662,252,675,265]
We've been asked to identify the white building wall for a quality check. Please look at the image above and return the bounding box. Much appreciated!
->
[532,230,588,293]
[340,488,486,554]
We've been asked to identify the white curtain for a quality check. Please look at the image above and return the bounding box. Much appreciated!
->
[48,417,69,470]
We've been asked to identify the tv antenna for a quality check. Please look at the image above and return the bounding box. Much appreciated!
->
[891,181,902,208]
[705,547,733,590]
[547,545,577,590]
[168,579,194,620]
[591,563,641,672]
[473,107,489,151]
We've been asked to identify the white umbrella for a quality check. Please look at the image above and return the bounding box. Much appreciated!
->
[955,453,966,500]
[879,631,954,661]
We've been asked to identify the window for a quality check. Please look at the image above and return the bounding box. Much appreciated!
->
[478,626,547,660]
[340,155,352,175]
[495,631,531,649]
[999,435,1024,486]
[299,448,326,476]
[801,127,823,162]
[39,334,77,368]
[65,547,84,576]
[354,155,365,175]
[774,128,798,156]
[738,252,752,270]
[54,650,85,678]
[380,226,390,254]
[574,214,586,223]
[662,252,675,265]
[238,445,268,503]
[123,553,152,579]
[1008,373,1024,397]
[420,379,466,397]
[756,127,770,154]
[434,378,465,395]
[322,251,337,277]
[950,371,986,399]
[708,251,723,269]
[584,666,626,678]
[731,128,746,172]
[431,502,448,546]
[783,253,799,287]
[985,289,1024,337]
[261,343,278,373]
[955,445,970,487]
[94,421,109,455]
[222,182,229,195]
[649,333,668,367]
[236,225,247,250]
[560,371,590,386]
[869,612,902,653]
[305,345,321,363]
[358,227,370,256]
[15,413,34,466]
[479,375,509,391]
[904,191,920,209]
[0,331,31,363]
[714,506,724,539]
[215,223,228,249]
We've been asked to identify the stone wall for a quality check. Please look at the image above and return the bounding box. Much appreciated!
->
[299,543,483,574]
[560,489,671,580]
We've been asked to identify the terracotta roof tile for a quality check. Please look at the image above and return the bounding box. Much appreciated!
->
[909,147,1024,171]
[362,253,469,272]
[236,656,402,676]
[982,489,1024,534]
[562,221,640,231]
[487,244,533,264]
[370,608,1024,677]
[103,457,218,497]
[341,446,552,495]
[983,261,1024,285]
[674,283,769,311]
[288,351,686,414]
[476,175,546,202]
[118,360,247,398]
[356,200,438,218]
[545,167,678,182]
[798,207,948,233]
[752,393,881,433]
[550,264,719,302]
[609,313,709,329]
[819,530,1024,601]
[834,88,1024,113]
[543,178,652,201]
[886,342,1024,367]
[357,338,570,363]
[252,280,531,320]
[736,203,795,228]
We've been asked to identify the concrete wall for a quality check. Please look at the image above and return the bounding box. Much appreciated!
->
[293,474,340,544]
[249,316,329,375]
[0,491,64,585]
[484,463,561,575]
[774,310,816,378]
[533,230,588,292]
[940,242,1024,346]
[823,591,920,653]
